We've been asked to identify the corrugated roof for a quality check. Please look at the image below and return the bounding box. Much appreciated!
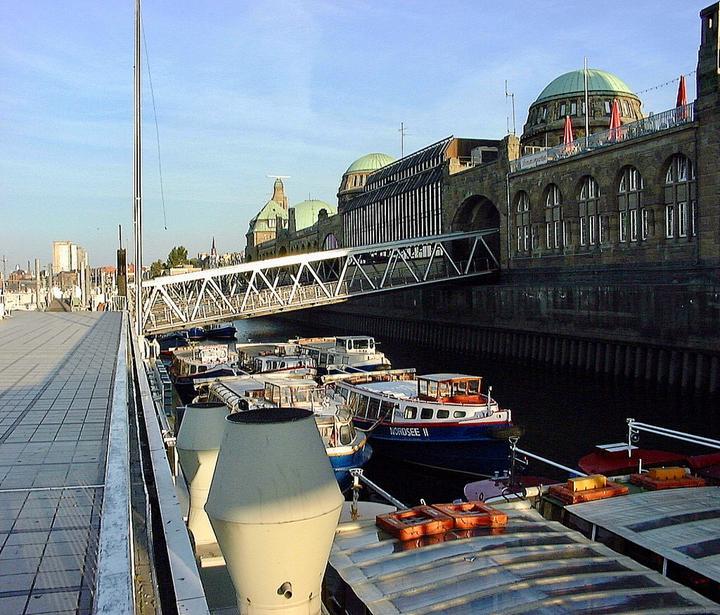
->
[329,500,720,613]
[568,486,720,585]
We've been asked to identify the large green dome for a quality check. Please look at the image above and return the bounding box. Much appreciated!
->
[345,152,395,174]
[292,199,337,231]
[535,69,637,104]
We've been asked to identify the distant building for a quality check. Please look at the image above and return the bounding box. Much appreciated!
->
[245,179,290,253]
[52,241,89,274]
[337,153,395,206]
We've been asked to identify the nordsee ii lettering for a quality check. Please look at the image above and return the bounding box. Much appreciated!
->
[389,427,422,437]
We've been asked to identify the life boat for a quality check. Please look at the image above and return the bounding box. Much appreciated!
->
[630,466,706,490]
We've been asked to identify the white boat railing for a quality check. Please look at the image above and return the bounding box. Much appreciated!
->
[627,418,720,453]
[510,437,587,477]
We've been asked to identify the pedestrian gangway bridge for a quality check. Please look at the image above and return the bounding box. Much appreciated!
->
[138,229,499,335]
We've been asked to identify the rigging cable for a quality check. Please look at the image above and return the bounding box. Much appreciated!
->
[141,16,169,230]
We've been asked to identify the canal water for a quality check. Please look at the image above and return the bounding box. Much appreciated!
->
[232,316,720,506]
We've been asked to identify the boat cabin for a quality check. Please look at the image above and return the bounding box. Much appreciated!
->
[335,336,376,354]
[262,377,327,408]
[417,374,483,403]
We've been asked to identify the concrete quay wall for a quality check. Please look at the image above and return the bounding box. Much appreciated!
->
[282,274,720,394]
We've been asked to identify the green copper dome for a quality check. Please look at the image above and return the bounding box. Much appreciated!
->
[535,69,637,103]
[345,152,395,174]
[292,199,337,231]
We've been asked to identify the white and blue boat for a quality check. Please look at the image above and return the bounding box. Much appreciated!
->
[331,370,516,477]
[205,374,371,488]
[291,335,391,375]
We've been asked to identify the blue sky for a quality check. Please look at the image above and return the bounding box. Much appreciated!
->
[0,0,708,268]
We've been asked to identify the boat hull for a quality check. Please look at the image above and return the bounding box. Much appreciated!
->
[205,325,237,340]
[354,419,511,476]
[330,444,373,490]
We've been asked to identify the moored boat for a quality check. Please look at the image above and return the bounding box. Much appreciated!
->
[204,322,237,340]
[205,374,371,488]
[236,341,317,377]
[292,335,391,375]
[330,370,517,476]
[169,344,243,404]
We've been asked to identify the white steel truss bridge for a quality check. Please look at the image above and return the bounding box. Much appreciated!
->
[137,229,499,335]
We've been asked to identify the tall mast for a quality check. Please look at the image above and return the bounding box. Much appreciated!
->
[133,0,143,336]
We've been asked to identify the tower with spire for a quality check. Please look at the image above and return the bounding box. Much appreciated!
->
[271,178,288,211]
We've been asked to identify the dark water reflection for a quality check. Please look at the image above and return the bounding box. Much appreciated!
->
[234,316,719,505]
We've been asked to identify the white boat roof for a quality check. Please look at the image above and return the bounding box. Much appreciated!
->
[329,499,720,613]
[212,376,264,395]
[568,486,720,585]
[420,373,480,382]
[354,380,417,399]
[337,336,375,341]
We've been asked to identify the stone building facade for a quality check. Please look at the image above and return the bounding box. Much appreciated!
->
[279,3,720,392]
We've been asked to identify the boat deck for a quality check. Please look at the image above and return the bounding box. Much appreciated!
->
[328,499,720,614]
[0,312,123,614]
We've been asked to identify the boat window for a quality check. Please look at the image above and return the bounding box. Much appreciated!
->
[418,380,428,396]
[353,339,369,350]
[346,340,353,350]
[453,410,466,418]
[320,353,328,365]
[339,387,349,400]
[281,389,291,406]
[369,339,374,349]
[468,379,480,395]
[427,382,438,398]
[421,408,434,419]
[279,361,286,368]
[452,382,467,396]
[198,365,207,373]
[380,401,394,417]
[264,383,273,402]
[438,382,450,398]
[367,397,381,419]
[339,425,353,446]
[404,406,417,419]
[293,388,309,403]
[437,409,449,419]
[356,395,369,417]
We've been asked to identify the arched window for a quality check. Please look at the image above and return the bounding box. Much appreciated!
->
[664,155,696,239]
[515,192,530,254]
[578,177,599,247]
[618,166,644,243]
[544,184,565,249]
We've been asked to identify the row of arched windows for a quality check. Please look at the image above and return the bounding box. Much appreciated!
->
[515,154,696,255]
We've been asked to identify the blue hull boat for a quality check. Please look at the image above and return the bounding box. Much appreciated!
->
[331,443,373,490]
[205,323,237,340]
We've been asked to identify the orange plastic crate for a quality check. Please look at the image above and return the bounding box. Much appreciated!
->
[630,473,706,490]
[549,481,629,504]
[376,505,454,541]
[431,501,508,529]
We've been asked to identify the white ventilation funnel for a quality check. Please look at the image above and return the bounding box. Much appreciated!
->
[176,402,228,547]
[206,407,343,615]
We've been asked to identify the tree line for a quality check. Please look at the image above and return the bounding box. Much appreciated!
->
[149,246,201,278]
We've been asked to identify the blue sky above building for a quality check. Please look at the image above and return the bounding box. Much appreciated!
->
[0,0,708,267]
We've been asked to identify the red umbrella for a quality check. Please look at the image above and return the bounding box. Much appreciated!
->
[608,98,621,141]
[676,74,687,107]
[676,75,688,121]
[563,115,574,147]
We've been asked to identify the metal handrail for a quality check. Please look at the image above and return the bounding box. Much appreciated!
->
[511,102,695,172]
[627,418,720,453]
[510,438,587,477]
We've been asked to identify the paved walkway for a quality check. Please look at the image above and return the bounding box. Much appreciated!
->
[0,312,122,615]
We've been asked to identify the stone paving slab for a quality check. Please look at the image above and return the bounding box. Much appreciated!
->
[0,312,121,614]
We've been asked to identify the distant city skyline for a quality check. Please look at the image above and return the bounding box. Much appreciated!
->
[0,0,707,267]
